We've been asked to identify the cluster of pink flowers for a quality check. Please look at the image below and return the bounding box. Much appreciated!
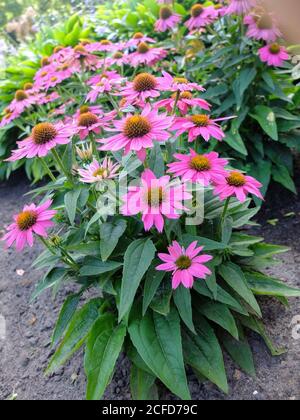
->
[2,4,270,291]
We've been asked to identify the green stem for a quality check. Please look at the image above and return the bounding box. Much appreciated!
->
[219,197,231,239]
[172,90,180,116]
[89,133,99,160]
[39,158,57,182]
[51,148,73,183]
[38,236,56,255]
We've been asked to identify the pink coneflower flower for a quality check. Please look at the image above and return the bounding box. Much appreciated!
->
[157,241,212,289]
[213,170,263,203]
[2,199,57,252]
[158,71,204,93]
[258,43,289,67]
[121,169,191,232]
[50,46,74,64]
[75,111,115,140]
[185,4,218,31]
[107,51,129,67]
[99,104,173,161]
[36,92,60,105]
[72,45,100,70]
[78,157,120,184]
[155,91,211,115]
[120,73,162,106]
[155,6,181,32]
[87,70,123,86]
[172,114,233,142]
[0,109,21,128]
[86,79,116,103]
[128,43,167,67]
[86,40,117,54]
[74,104,103,118]
[244,13,282,42]
[168,150,228,186]
[126,33,156,48]
[6,121,75,161]
[8,90,36,114]
[226,0,256,16]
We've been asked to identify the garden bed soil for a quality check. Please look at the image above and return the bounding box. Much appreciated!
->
[0,173,299,401]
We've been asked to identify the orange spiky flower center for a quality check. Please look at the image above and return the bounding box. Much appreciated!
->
[133,32,144,39]
[17,210,38,231]
[191,114,210,127]
[146,187,164,207]
[191,4,204,18]
[137,42,150,54]
[160,6,173,20]
[227,171,246,187]
[24,83,33,91]
[15,90,28,101]
[133,73,157,92]
[269,43,281,54]
[176,255,192,269]
[78,112,98,127]
[190,155,211,171]
[124,115,152,138]
[257,14,273,30]
[32,123,58,145]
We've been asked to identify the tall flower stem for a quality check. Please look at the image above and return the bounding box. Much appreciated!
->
[172,90,180,115]
[51,148,73,183]
[39,158,57,182]
[219,197,231,239]
[89,132,99,160]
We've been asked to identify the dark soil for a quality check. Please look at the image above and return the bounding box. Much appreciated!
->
[0,174,299,401]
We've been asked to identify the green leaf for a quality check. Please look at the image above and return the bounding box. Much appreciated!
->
[219,262,262,317]
[239,315,286,356]
[182,315,228,393]
[119,239,156,322]
[182,234,227,251]
[51,293,81,347]
[130,365,158,400]
[64,189,81,225]
[84,314,127,400]
[174,286,196,334]
[198,301,239,339]
[46,299,102,374]
[250,105,278,141]
[245,272,300,298]
[150,280,172,316]
[31,267,68,301]
[233,67,257,108]
[272,165,297,194]
[80,257,123,276]
[194,282,248,315]
[100,219,127,261]
[221,328,255,376]
[149,143,165,177]
[224,131,248,156]
[143,260,165,316]
[129,308,191,400]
